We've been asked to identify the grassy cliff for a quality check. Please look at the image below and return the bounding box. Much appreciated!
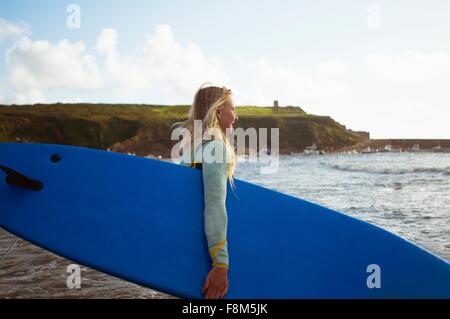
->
[0,103,368,156]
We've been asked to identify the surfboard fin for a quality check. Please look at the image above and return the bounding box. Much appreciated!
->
[0,164,44,191]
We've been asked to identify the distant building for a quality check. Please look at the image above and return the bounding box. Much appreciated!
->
[273,100,279,112]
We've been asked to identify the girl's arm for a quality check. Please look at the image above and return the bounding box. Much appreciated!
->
[202,141,229,269]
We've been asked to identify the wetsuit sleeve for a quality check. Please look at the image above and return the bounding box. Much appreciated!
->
[202,142,229,269]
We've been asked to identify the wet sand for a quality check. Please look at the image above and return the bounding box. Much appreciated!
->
[0,229,178,299]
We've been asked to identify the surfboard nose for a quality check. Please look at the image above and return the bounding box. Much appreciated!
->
[0,164,44,191]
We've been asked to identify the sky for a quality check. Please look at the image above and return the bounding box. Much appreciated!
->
[0,0,449,138]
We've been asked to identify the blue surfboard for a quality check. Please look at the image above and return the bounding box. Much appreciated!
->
[0,142,449,298]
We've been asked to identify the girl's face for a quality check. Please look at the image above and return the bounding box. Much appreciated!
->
[218,100,238,131]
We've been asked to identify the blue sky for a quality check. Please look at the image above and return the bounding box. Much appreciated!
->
[1,0,450,138]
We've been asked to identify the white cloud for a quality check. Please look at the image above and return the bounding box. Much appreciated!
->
[344,50,450,138]
[95,28,118,55]
[95,24,229,102]
[11,88,46,105]
[231,57,352,116]
[1,19,448,137]
[95,28,151,97]
[5,36,103,104]
[368,51,450,84]
[2,24,228,104]
[0,18,30,42]
[366,51,450,114]
[229,51,450,138]
[317,59,349,78]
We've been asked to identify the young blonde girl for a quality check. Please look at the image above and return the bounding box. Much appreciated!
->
[174,83,238,299]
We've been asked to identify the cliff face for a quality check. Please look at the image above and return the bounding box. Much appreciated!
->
[235,115,366,154]
[0,103,369,156]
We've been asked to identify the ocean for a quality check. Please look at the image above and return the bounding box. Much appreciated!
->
[1,152,449,298]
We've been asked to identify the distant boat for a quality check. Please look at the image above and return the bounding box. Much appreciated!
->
[410,144,420,152]
[303,142,319,155]
[382,144,401,153]
[361,146,377,154]
[432,143,445,153]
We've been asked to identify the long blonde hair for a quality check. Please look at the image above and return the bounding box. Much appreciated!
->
[173,82,237,183]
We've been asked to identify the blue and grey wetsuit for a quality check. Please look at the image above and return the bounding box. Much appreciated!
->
[181,139,229,270]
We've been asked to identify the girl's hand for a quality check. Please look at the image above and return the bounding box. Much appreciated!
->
[202,267,228,299]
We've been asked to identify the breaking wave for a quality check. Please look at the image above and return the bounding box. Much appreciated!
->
[325,163,450,175]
